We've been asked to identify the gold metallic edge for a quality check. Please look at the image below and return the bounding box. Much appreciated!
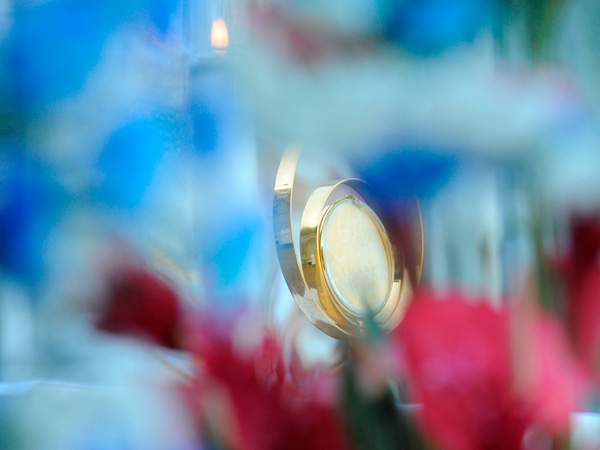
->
[299,180,361,331]
[273,146,424,339]
[273,147,351,339]
[300,180,407,335]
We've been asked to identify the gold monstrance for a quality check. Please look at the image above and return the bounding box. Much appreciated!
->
[273,147,423,339]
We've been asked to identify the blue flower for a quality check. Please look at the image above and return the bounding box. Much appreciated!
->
[6,0,181,111]
[108,0,180,34]
[95,116,171,209]
[387,0,492,56]
[356,143,457,212]
[0,152,65,282]
[142,0,179,34]
[7,1,110,111]
[204,214,261,288]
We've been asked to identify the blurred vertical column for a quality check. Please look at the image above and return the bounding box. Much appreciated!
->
[413,2,511,305]
[425,164,506,306]
[181,0,268,309]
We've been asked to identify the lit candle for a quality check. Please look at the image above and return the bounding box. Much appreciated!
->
[211,18,229,53]
[189,17,230,79]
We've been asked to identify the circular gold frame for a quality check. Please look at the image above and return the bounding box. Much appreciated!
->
[318,197,395,317]
[273,147,423,339]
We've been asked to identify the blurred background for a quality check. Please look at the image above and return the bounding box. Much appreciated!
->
[2,0,600,449]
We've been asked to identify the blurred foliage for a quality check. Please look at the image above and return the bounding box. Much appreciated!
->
[500,0,568,60]
[342,349,424,450]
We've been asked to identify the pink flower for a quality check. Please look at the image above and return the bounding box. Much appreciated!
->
[524,315,583,433]
[184,317,350,450]
[395,290,582,450]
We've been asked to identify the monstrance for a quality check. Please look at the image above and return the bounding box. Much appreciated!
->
[273,147,423,339]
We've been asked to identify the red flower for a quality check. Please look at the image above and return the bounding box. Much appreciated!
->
[185,316,350,450]
[562,212,600,377]
[96,267,182,349]
[568,213,600,276]
[567,265,600,377]
[395,290,582,450]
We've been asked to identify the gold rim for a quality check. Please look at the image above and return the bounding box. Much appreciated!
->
[273,147,423,339]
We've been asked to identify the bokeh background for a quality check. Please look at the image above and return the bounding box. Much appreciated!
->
[2,0,600,449]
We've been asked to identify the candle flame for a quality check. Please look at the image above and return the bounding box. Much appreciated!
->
[211,18,229,49]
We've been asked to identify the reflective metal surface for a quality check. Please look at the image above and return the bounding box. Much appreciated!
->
[273,147,423,339]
